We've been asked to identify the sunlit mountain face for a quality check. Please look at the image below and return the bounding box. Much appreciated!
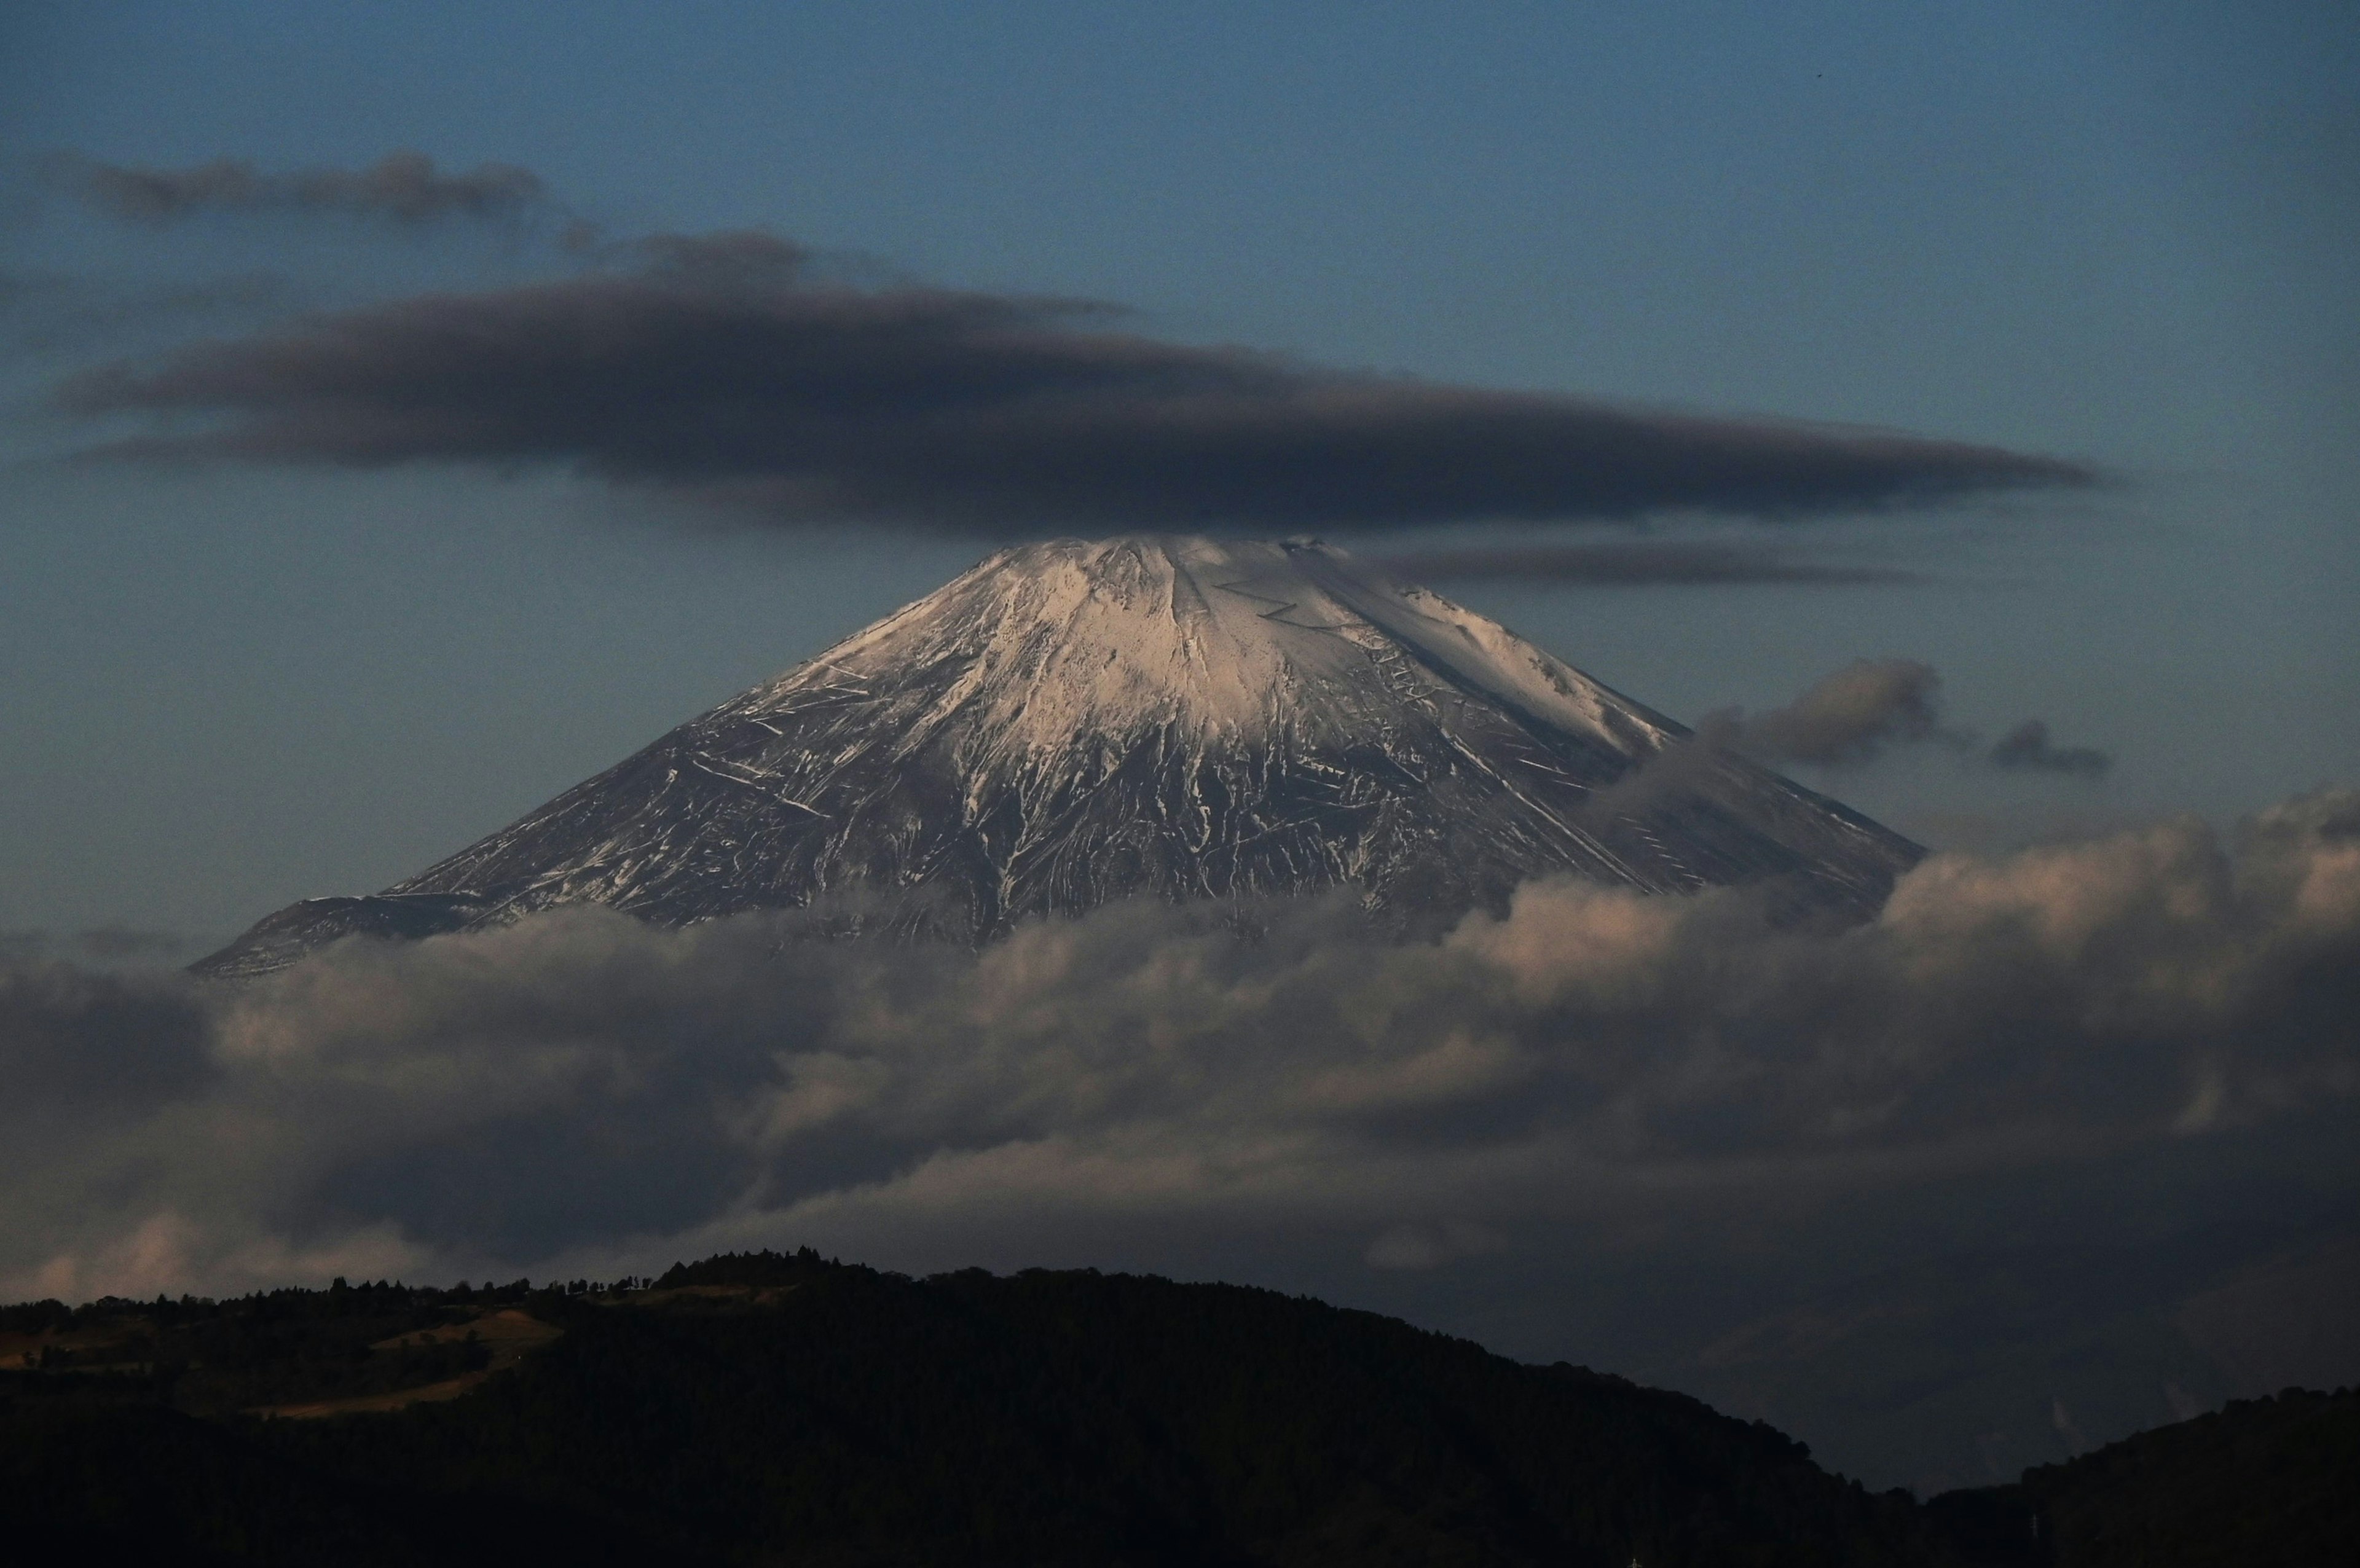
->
[197,535,1920,976]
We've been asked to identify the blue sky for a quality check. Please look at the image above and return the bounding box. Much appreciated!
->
[2,0,2354,941]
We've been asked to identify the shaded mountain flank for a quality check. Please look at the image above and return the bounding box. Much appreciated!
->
[197,536,1919,976]
[7,1252,2350,1566]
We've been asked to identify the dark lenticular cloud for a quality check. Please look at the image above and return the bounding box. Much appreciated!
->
[59,151,550,226]
[58,232,2094,533]
[1374,543,1920,587]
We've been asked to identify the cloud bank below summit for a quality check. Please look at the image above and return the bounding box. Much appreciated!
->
[3,789,2352,1307]
[58,221,2092,533]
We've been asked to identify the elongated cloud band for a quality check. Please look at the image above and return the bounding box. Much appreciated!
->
[58,233,2093,532]
[1372,543,1920,586]
[57,151,549,226]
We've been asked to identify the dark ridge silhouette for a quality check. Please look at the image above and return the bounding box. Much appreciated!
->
[3,1253,1936,1565]
[1927,1386,2359,1566]
[8,1252,2343,1564]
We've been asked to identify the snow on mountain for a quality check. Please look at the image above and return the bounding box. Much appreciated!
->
[195,536,1921,976]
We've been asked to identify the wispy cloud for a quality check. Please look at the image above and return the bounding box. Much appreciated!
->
[0,269,292,358]
[56,230,2094,533]
[1375,543,1920,587]
[1723,657,1955,766]
[1706,660,2114,778]
[0,926,191,965]
[1988,719,2113,777]
[54,151,557,228]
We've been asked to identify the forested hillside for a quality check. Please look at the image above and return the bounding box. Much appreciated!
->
[4,1252,2348,1565]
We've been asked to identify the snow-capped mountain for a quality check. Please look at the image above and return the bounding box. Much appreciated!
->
[195,536,1921,976]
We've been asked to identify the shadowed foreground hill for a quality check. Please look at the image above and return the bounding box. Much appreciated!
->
[1929,1386,2360,1567]
[3,1252,2349,1565]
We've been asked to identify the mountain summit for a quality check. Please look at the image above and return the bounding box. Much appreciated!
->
[197,536,1920,976]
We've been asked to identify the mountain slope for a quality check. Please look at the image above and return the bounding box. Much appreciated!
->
[199,536,1920,975]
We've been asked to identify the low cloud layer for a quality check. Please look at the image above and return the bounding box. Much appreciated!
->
[57,232,2092,532]
[3,789,2352,1312]
[1373,543,1919,587]
[56,151,553,227]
